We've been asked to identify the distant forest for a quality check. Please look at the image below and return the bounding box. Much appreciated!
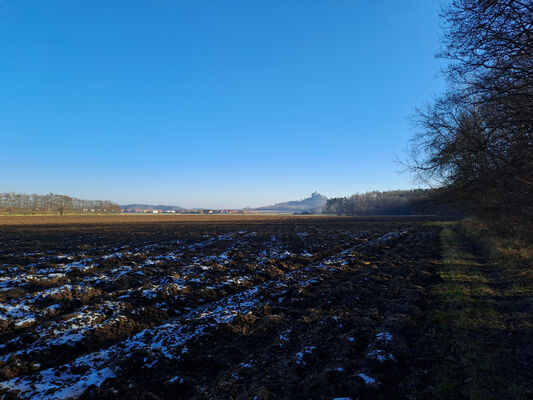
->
[322,189,446,216]
[0,192,120,215]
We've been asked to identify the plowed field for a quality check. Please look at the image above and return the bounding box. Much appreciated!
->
[0,216,440,399]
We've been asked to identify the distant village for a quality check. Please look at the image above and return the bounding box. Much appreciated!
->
[120,208,244,214]
[120,193,329,215]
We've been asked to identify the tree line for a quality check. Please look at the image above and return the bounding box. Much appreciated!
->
[406,0,532,233]
[322,189,448,216]
[0,192,120,215]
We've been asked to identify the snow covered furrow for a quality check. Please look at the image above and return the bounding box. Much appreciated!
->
[0,232,245,294]
[0,228,395,356]
[0,230,285,364]
[0,229,407,399]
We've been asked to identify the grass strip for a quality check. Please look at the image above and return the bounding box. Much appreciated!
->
[428,221,533,399]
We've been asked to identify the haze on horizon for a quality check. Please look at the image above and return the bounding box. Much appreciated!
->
[0,1,445,209]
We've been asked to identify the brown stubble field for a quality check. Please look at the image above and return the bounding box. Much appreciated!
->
[0,215,441,399]
[0,214,437,226]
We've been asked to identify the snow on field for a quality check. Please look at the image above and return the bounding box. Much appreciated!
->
[358,373,377,385]
[0,227,408,399]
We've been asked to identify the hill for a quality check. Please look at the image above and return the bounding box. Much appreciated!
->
[252,192,328,214]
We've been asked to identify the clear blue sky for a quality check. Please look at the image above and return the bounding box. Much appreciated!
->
[0,1,446,208]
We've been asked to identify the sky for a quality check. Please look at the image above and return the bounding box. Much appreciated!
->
[0,1,446,208]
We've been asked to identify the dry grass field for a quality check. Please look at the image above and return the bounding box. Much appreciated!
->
[0,214,436,226]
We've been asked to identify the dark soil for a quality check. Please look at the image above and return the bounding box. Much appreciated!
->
[0,216,441,399]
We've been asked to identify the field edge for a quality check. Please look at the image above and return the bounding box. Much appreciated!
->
[425,220,533,399]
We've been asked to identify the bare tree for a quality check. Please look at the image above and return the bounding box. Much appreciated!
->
[407,0,533,229]
[0,192,121,214]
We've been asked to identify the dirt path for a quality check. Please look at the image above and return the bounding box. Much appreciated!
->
[427,224,533,399]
